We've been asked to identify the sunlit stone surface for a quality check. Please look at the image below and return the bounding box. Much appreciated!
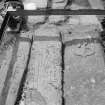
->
[23,0,47,8]
[0,0,105,105]
[23,25,62,105]
[0,16,3,28]
[64,24,105,105]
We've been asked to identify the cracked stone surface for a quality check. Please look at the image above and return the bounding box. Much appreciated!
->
[0,0,105,105]
[0,30,32,105]
[23,25,62,105]
[64,25,105,105]
[5,41,31,105]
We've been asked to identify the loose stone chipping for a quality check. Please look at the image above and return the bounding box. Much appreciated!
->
[22,25,62,105]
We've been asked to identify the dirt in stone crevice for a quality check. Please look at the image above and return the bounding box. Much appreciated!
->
[14,35,34,105]
[61,42,65,105]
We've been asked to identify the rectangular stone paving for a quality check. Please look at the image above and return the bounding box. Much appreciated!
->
[63,25,105,105]
[22,25,62,105]
[0,31,32,105]
[0,0,105,105]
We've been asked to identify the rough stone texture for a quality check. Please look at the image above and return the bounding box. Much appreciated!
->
[48,0,66,24]
[69,0,104,28]
[22,25,62,105]
[52,0,67,9]
[102,0,105,8]
[70,3,90,9]
[64,43,105,105]
[71,0,104,9]
[23,0,47,8]
[23,0,47,25]
[64,25,105,105]
[5,41,30,105]
[0,46,13,97]
[0,0,105,105]
[67,15,103,30]
[73,0,91,7]
[0,31,32,105]
[27,16,45,26]
[62,25,102,42]
[88,0,105,25]
[88,0,104,9]
[0,0,7,28]
[48,15,65,24]
[0,16,3,28]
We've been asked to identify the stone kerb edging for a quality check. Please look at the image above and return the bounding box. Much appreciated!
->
[0,31,33,105]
